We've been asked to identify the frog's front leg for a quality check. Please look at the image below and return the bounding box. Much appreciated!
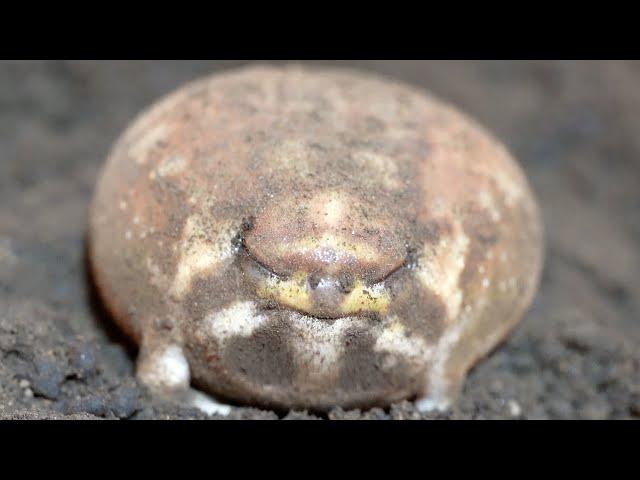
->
[136,335,232,417]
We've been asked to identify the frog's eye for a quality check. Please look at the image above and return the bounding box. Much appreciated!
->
[242,191,406,318]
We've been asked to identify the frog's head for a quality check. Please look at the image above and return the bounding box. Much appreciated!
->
[242,190,407,319]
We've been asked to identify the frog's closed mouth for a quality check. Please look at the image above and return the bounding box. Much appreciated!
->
[240,246,400,319]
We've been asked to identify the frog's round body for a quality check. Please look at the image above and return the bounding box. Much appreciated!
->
[90,65,543,412]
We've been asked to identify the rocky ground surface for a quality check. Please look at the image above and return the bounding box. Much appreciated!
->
[1,60,639,420]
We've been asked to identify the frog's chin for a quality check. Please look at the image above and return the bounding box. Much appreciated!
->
[200,300,368,342]
[191,299,432,410]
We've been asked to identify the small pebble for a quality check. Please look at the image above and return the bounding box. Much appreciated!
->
[578,398,612,420]
[283,410,321,420]
[109,383,141,419]
[70,343,98,378]
[507,399,522,417]
[19,379,30,389]
[548,398,574,419]
[31,355,65,400]
[63,395,109,417]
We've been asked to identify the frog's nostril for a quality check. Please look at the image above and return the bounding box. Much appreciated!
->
[307,275,342,297]
[308,273,322,290]
[307,274,351,296]
[307,275,346,317]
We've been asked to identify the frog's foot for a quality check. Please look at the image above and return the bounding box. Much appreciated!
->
[181,389,232,417]
[414,373,462,413]
[415,396,452,413]
[136,343,231,417]
[137,343,190,392]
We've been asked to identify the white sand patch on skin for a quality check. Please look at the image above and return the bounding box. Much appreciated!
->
[145,256,171,291]
[128,123,169,165]
[374,317,432,361]
[352,151,401,189]
[288,314,359,381]
[205,301,269,343]
[149,154,188,180]
[204,305,356,383]
[414,221,470,321]
[477,190,502,222]
[492,167,525,207]
[321,193,345,228]
[470,149,525,208]
[270,139,312,176]
[170,215,240,299]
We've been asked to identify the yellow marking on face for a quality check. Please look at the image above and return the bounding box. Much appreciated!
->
[255,273,390,317]
[257,272,313,312]
[340,279,390,315]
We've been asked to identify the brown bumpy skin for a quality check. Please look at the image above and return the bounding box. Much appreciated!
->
[89,65,544,412]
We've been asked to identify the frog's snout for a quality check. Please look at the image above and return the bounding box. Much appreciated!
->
[306,273,352,318]
[242,190,404,318]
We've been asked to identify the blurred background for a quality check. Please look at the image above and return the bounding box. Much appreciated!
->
[0,61,638,419]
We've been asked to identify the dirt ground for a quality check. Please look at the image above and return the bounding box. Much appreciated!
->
[0,60,638,420]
